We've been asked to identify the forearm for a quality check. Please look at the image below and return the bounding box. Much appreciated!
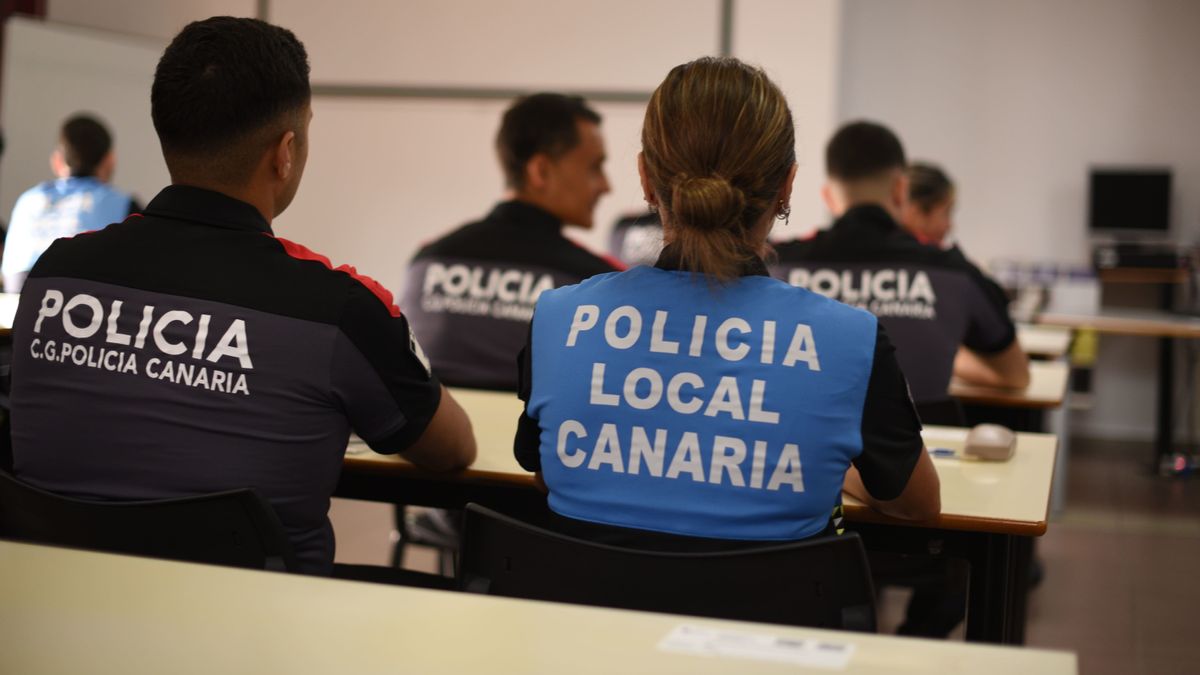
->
[953,345,1030,389]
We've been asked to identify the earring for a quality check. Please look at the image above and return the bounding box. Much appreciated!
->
[647,201,658,214]
[775,202,791,225]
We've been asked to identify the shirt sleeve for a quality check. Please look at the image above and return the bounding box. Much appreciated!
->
[331,280,442,453]
[514,323,542,472]
[951,247,1017,354]
[854,323,925,501]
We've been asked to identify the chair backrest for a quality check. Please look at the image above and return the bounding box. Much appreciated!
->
[0,471,296,572]
[459,504,876,632]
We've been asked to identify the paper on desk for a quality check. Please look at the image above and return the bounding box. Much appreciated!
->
[921,427,968,444]
[658,624,854,669]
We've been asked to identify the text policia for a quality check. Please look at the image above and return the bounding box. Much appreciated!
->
[551,303,824,493]
[27,289,253,396]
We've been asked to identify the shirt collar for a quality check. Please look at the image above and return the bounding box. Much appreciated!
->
[487,200,562,234]
[653,243,771,278]
[833,203,903,235]
[143,185,272,233]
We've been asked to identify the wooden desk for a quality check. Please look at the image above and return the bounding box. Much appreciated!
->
[948,360,1069,410]
[0,541,1077,675]
[1038,306,1200,467]
[1038,307,1200,339]
[1096,267,1188,285]
[1017,323,1072,359]
[339,388,1059,645]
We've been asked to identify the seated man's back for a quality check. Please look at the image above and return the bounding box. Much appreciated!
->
[403,93,621,390]
[773,121,1024,413]
[773,204,1014,405]
[12,187,440,573]
[8,17,474,575]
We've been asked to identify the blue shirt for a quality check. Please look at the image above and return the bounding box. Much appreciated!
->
[3,177,133,291]
[516,258,922,543]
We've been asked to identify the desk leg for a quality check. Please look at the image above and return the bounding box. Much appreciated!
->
[964,532,1022,644]
[1156,334,1175,469]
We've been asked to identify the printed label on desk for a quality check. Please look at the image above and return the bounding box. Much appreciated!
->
[657,624,854,669]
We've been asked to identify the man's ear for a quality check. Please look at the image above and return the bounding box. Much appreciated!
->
[524,154,550,192]
[50,149,69,178]
[274,130,297,181]
[820,182,837,214]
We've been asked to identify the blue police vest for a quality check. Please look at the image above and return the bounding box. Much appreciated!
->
[2,177,132,282]
[528,266,878,541]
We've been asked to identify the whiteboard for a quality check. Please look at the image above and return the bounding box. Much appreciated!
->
[271,0,720,92]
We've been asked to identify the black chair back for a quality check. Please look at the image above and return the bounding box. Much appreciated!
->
[460,504,876,631]
[0,471,296,572]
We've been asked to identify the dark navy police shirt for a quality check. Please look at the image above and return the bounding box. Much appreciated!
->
[10,185,441,574]
[402,200,621,390]
[772,205,1015,406]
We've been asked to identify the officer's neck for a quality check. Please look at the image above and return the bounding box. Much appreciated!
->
[506,191,565,229]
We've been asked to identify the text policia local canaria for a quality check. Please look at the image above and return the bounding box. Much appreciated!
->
[27,290,253,395]
[555,304,822,493]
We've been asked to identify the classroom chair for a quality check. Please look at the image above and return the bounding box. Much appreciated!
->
[459,503,877,632]
[0,470,296,572]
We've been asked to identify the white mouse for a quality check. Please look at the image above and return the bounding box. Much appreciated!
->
[964,424,1016,461]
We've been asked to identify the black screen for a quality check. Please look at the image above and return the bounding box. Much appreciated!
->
[1089,169,1171,232]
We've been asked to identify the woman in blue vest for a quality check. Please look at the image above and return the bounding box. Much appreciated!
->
[515,57,940,547]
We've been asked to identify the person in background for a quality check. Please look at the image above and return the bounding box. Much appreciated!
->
[773,123,1029,425]
[1,114,140,292]
[8,16,475,576]
[398,93,620,560]
[900,162,955,248]
[515,57,940,551]
[402,93,621,391]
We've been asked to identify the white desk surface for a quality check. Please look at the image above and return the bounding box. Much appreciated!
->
[1038,306,1200,339]
[0,540,1077,675]
[1017,323,1072,358]
[346,389,1058,536]
[948,360,1069,410]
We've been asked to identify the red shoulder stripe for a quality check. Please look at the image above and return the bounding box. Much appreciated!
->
[566,238,627,272]
[270,235,402,318]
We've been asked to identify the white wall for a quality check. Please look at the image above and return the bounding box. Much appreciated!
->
[734,0,842,234]
[838,0,1200,441]
[271,0,720,92]
[838,0,1200,264]
[47,0,255,41]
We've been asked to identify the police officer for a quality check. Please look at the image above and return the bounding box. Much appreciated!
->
[515,58,940,548]
[402,93,621,391]
[773,122,1030,424]
[8,17,476,576]
[2,114,141,292]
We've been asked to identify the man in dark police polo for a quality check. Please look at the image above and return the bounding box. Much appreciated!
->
[402,93,622,391]
[773,121,1029,424]
[8,17,476,575]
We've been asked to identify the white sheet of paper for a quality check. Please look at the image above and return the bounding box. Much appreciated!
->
[658,624,854,669]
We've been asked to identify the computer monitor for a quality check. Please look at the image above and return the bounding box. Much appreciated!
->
[1088,168,1172,236]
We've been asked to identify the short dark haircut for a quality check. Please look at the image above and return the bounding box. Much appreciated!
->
[60,114,113,177]
[496,93,601,190]
[151,16,310,182]
[825,121,906,181]
[908,161,955,212]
